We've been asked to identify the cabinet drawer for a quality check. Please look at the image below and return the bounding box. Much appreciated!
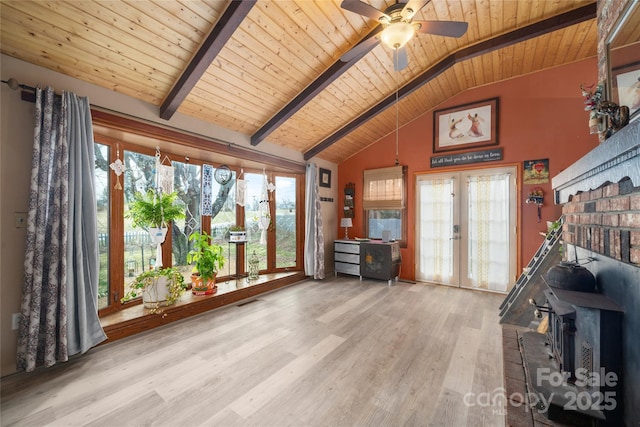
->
[335,242,360,254]
[335,262,360,276]
[335,252,359,264]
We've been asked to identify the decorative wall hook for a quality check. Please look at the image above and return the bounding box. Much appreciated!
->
[526,187,544,222]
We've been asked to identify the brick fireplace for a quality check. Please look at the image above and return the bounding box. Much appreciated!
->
[561,181,640,264]
[502,1,639,424]
[502,118,639,427]
[551,118,640,427]
[504,120,640,427]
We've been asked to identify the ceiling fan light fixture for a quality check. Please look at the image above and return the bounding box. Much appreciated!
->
[402,7,415,20]
[380,21,415,49]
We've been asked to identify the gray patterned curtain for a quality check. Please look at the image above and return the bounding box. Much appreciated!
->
[304,163,325,279]
[17,87,106,372]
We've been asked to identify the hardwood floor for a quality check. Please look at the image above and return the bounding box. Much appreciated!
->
[1,276,506,426]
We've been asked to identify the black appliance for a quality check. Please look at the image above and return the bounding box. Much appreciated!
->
[360,241,401,285]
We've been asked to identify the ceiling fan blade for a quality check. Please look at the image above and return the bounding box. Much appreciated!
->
[415,20,468,38]
[393,47,408,71]
[341,36,381,63]
[341,0,389,21]
[401,0,430,19]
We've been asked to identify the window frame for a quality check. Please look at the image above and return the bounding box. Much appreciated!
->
[92,110,305,317]
[363,165,408,246]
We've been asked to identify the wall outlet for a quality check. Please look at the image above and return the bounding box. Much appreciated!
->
[11,313,20,330]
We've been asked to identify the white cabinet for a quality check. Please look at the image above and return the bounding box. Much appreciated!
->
[334,239,361,277]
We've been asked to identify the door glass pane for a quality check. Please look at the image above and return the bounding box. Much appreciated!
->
[466,174,511,291]
[95,143,110,310]
[171,161,201,279]
[123,151,157,287]
[416,177,454,284]
[244,172,268,271]
[275,176,296,268]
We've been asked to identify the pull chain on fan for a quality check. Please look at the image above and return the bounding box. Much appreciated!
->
[394,49,400,166]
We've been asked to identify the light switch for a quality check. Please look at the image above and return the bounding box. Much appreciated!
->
[12,313,20,330]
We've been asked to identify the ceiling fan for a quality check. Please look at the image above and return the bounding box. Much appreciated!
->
[340,0,468,70]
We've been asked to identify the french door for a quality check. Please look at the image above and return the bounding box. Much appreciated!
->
[415,166,517,293]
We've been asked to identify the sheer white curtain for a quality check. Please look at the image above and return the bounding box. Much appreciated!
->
[417,177,454,283]
[17,87,106,372]
[304,163,324,279]
[467,174,510,291]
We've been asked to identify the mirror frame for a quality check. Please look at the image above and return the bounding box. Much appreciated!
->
[605,0,640,123]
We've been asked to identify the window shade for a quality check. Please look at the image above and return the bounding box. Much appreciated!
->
[363,165,405,209]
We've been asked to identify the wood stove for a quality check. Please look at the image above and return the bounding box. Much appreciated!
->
[544,288,623,386]
[545,288,576,382]
[522,285,624,425]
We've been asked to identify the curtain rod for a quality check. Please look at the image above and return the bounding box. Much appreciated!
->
[2,77,46,102]
[3,77,306,168]
[92,106,307,169]
[1,77,35,92]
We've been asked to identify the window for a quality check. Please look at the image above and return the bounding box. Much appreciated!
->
[208,167,236,276]
[171,159,202,275]
[123,151,158,284]
[275,175,297,269]
[92,112,305,317]
[363,165,407,242]
[242,172,299,272]
[95,143,110,310]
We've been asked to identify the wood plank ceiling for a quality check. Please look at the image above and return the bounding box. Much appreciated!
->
[1,0,598,164]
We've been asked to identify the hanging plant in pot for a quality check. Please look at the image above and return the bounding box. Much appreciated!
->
[126,189,185,267]
[187,231,225,295]
[120,267,186,314]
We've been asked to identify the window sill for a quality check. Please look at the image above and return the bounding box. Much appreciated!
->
[100,271,306,343]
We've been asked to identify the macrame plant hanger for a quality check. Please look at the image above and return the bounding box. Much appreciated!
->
[150,147,172,268]
[236,168,246,207]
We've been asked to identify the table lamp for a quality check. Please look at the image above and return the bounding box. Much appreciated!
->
[340,218,353,239]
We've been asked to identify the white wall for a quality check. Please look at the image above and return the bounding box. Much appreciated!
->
[1,54,338,376]
[1,61,35,377]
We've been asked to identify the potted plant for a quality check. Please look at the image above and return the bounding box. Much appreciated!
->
[126,189,185,241]
[229,225,246,242]
[120,267,186,313]
[126,189,185,268]
[187,231,225,295]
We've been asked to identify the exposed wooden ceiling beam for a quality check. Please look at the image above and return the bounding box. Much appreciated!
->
[159,0,256,120]
[250,25,384,146]
[303,2,597,160]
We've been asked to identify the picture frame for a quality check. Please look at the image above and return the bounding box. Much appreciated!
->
[523,158,550,184]
[319,168,331,188]
[433,97,499,153]
[611,61,640,122]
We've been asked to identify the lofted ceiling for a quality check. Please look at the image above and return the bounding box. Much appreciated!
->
[1,0,598,164]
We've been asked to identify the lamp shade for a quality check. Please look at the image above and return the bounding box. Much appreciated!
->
[380,22,415,50]
[340,218,353,228]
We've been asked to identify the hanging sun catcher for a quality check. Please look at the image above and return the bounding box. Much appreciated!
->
[109,148,125,190]
[202,164,213,216]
